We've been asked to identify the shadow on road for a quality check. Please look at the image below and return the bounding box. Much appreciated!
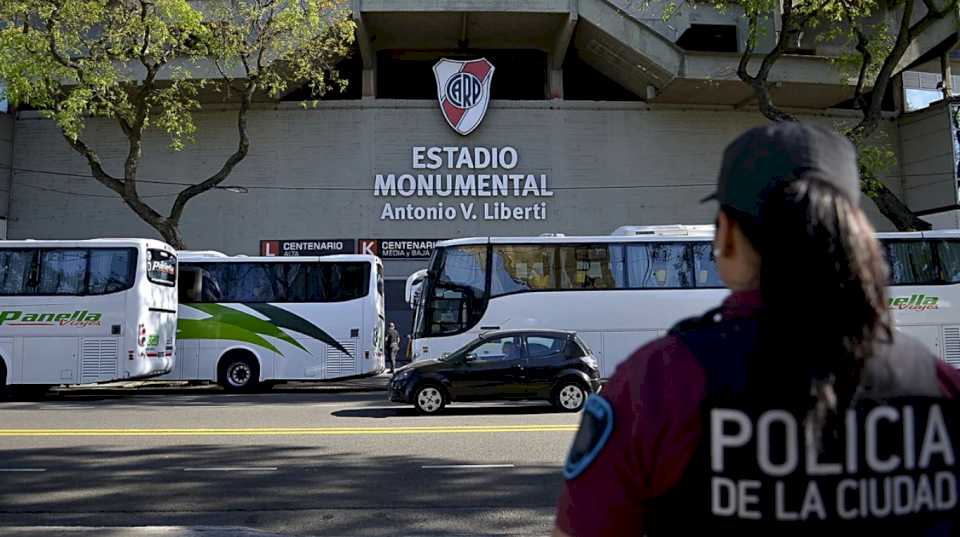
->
[0,381,391,408]
[332,403,560,419]
[0,443,562,536]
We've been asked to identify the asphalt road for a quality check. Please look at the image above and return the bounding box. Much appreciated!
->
[0,380,579,536]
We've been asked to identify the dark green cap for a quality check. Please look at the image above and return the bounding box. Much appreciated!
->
[702,122,860,216]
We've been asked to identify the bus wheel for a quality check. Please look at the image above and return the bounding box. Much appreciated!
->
[218,354,260,392]
[552,380,587,412]
[413,383,446,414]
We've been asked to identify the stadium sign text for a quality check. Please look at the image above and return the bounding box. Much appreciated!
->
[374,146,553,222]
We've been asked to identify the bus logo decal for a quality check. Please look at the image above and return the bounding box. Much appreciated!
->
[177,303,351,358]
[433,58,495,136]
[0,309,102,327]
[246,303,352,358]
[889,294,940,312]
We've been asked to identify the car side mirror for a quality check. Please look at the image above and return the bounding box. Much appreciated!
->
[465,353,478,362]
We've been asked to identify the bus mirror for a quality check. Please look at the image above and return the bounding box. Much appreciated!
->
[405,269,428,308]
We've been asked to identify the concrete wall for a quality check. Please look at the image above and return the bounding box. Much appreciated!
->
[898,100,957,212]
[10,101,901,277]
[0,114,13,236]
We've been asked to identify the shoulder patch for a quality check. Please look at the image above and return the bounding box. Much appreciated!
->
[563,394,615,480]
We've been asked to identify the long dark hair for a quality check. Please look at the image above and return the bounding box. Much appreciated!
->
[724,177,892,419]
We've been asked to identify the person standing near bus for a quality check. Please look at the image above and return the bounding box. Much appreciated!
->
[385,322,400,373]
[554,122,960,536]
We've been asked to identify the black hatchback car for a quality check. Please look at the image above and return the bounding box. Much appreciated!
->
[389,330,601,414]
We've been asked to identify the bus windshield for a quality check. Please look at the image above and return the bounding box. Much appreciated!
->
[147,249,177,286]
[413,245,487,338]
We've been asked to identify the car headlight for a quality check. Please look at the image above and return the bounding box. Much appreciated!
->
[394,369,414,381]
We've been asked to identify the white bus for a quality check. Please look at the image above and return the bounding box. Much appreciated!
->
[0,239,177,392]
[169,253,385,391]
[407,227,960,378]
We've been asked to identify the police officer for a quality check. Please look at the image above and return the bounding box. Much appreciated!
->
[385,321,400,373]
[554,123,960,536]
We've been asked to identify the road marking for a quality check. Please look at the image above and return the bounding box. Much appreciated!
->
[183,467,278,472]
[421,464,516,469]
[0,468,46,472]
[0,424,577,437]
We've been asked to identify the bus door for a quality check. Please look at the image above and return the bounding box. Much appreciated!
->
[145,249,178,369]
[172,265,201,380]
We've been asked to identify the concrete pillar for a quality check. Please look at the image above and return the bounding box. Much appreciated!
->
[353,5,376,99]
[548,63,564,100]
[362,68,377,100]
[549,4,578,100]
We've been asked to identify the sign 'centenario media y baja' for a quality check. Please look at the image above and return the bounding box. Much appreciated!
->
[374,146,553,222]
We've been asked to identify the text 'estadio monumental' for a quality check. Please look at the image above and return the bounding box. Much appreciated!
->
[374,146,553,222]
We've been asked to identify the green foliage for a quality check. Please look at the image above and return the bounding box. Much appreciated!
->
[0,0,356,149]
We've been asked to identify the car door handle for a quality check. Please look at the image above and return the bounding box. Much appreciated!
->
[480,326,500,330]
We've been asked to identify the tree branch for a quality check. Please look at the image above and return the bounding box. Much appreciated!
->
[62,135,124,194]
[167,83,254,224]
[849,0,917,143]
[737,10,759,83]
[845,2,871,110]
[138,0,152,62]
[737,1,801,122]
[63,133,171,235]
[45,17,81,71]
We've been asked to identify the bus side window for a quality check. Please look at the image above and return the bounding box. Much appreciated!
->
[201,269,223,302]
[625,243,693,288]
[0,249,38,295]
[884,240,938,285]
[691,242,723,288]
[937,241,960,283]
[178,267,203,303]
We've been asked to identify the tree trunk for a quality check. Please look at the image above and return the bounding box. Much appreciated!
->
[156,220,187,250]
[860,171,932,231]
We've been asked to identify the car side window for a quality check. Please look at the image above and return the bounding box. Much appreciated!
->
[469,336,522,362]
[526,336,565,358]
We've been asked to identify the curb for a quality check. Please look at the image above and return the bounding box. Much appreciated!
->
[53,379,390,395]
[0,529,540,537]
[0,527,303,537]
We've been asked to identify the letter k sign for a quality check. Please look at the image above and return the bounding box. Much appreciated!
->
[360,240,379,256]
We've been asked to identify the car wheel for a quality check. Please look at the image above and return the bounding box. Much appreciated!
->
[414,384,446,414]
[218,355,259,392]
[553,380,587,412]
